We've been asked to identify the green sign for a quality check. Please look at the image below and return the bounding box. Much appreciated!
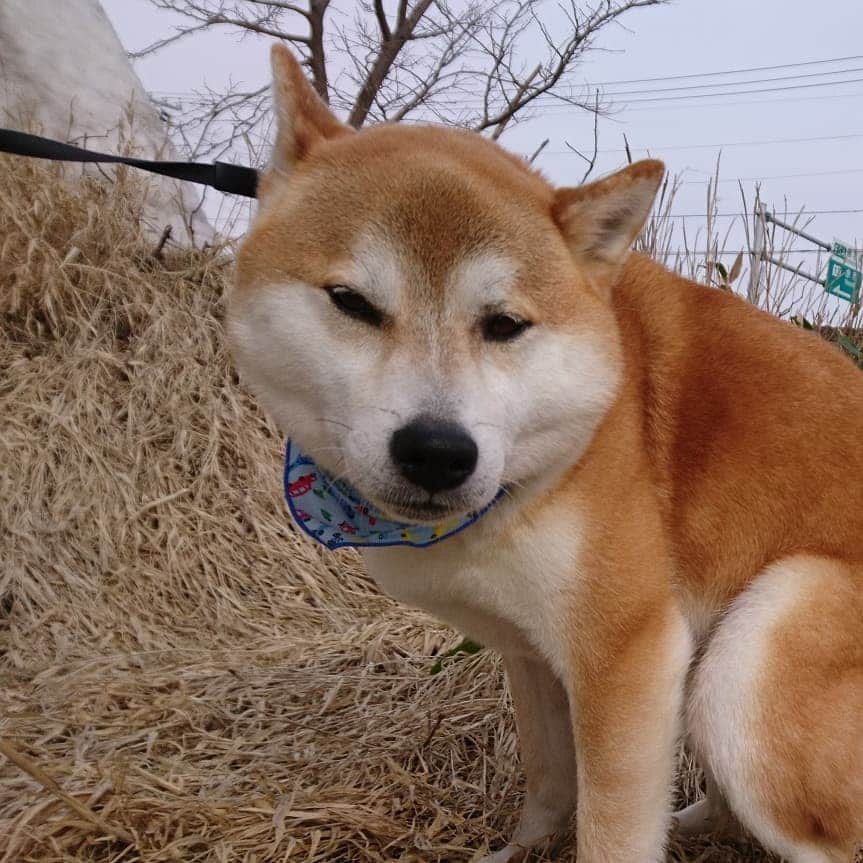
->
[825,256,861,303]
[832,240,850,260]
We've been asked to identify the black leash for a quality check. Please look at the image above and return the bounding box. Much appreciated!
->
[0,128,259,198]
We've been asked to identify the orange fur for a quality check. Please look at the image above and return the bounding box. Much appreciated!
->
[229,45,863,862]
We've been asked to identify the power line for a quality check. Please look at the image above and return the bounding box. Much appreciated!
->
[662,208,863,220]
[580,54,863,88]
[561,66,863,100]
[152,64,863,106]
[536,160,863,185]
[473,75,863,115]
[150,53,863,99]
[420,65,863,107]
[663,249,832,256]
[526,88,863,115]
[620,90,863,113]
[154,87,863,119]
[150,64,863,112]
[586,75,863,105]
[679,167,863,184]
[531,131,863,156]
[398,87,863,118]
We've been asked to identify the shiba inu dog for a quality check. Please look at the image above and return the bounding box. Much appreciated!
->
[227,44,863,863]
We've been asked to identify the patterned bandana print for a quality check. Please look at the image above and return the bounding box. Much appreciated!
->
[284,440,499,550]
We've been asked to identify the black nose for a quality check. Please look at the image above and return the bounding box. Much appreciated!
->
[390,418,478,494]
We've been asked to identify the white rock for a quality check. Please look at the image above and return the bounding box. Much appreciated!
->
[0,0,214,245]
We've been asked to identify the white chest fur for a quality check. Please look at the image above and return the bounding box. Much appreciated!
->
[361,505,584,673]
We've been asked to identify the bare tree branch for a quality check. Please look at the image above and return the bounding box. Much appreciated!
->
[136,0,669,167]
[528,137,549,164]
[348,0,435,128]
[564,89,600,181]
[473,0,665,135]
[373,0,391,40]
[207,12,310,42]
[396,0,409,28]
[245,0,310,15]
[489,62,540,140]
[623,132,633,164]
[388,32,465,122]
[306,0,332,101]
[130,20,212,58]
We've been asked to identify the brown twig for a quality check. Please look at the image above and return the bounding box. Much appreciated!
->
[527,138,549,164]
[564,89,600,182]
[153,224,172,261]
[420,713,444,748]
[0,737,135,845]
[623,132,633,165]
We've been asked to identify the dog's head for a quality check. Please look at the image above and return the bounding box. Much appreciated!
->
[228,45,663,524]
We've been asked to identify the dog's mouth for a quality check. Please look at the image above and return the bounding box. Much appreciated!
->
[375,495,463,525]
[373,484,510,525]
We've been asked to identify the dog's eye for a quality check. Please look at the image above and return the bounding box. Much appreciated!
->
[326,286,383,327]
[482,313,532,342]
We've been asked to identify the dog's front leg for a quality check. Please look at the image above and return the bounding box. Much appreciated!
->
[571,603,691,863]
[480,652,577,863]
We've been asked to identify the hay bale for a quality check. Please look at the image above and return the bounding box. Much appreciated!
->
[0,158,776,861]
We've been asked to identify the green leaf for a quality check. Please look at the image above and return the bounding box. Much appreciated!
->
[714,261,728,281]
[430,638,484,675]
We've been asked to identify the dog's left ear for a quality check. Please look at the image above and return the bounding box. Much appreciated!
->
[553,160,664,294]
[268,43,353,178]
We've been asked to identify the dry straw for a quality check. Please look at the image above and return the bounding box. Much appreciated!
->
[1,155,837,862]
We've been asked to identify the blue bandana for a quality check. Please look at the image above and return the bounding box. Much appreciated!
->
[283,440,498,550]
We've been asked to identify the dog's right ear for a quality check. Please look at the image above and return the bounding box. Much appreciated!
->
[268,43,353,178]
[553,160,664,297]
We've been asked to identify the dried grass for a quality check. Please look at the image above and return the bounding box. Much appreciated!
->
[1,157,794,861]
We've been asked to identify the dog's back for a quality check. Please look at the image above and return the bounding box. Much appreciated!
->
[616,254,863,597]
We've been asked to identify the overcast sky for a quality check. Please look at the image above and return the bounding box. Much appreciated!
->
[102,0,862,279]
